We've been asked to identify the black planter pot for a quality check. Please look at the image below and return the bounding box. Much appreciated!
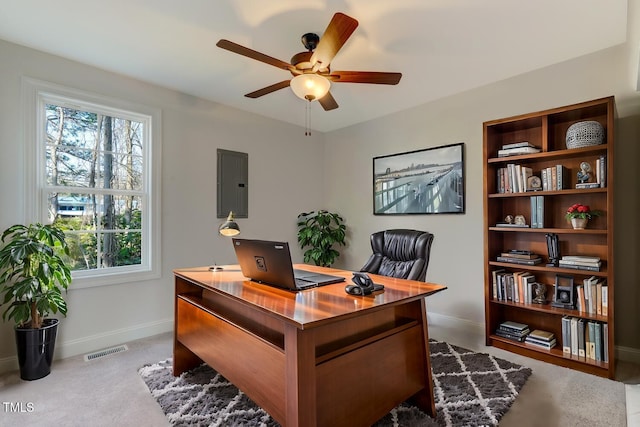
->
[15,318,59,381]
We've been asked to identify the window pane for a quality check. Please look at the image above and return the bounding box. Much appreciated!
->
[45,104,144,191]
[58,232,98,271]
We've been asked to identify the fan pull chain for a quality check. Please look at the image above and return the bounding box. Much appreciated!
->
[305,100,311,136]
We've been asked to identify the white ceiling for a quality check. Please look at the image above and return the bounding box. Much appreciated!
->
[0,0,629,132]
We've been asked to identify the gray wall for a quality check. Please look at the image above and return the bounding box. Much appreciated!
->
[0,39,325,371]
[324,42,640,360]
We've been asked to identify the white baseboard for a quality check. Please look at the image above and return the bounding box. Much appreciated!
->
[427,311,485,336]
[0,318,173,375]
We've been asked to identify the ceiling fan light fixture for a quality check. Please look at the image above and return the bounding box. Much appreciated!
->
[290,74,330,101]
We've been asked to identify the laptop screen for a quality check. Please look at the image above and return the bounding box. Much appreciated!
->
[232,238,345,290]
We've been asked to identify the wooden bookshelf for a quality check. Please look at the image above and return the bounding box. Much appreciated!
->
[483,97,615,378]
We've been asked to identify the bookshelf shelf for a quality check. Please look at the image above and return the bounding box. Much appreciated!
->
[488,144,609,164]
[489,299,608,322]
[489,227,607,234]
[490,335,609,373]
[483,97,615,379]
[488,188,607,198]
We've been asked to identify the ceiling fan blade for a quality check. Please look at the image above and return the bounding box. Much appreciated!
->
[217,39,294,71]
[318,91,339,111]
[328,71,402,85]
[245,80,291,98]
[310,13,359,69]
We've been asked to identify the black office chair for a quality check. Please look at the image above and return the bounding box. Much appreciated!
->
[360,229,434,281]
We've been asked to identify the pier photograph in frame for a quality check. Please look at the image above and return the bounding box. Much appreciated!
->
[373,143,465,215]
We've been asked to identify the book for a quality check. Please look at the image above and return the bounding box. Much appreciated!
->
[495,223,530,228]
[558,259,602,268]
[491,269,505,300]
[530,196,538,228]
[522,274,536,304]
[576,284,586,313]
[601,285,608,316]
[557,262,600,272]
[587,321,596,360]
[499,320,529,332]
[528,329,554,341]
[561,255,601,263]
[599,155,607,188]
[561,316,571,354]
[575,182,601,189]
[495,330,527,342]
[570,317,578,356]
[502,141,534,150]
[497,146,541,157]
[496,256,542,265]
[500,252,539,260]
[556,164,568,190]
[577,319,586,358]
[594,322,603,361]
[603,323,609,362]
[536,196,544,228]
[508,249,534,255]
[497,326,530,337]
[525,337,557,350]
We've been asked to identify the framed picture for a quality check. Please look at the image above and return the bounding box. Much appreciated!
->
[373,142,465,215]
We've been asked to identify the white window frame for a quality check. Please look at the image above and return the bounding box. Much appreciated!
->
[22,77,162,289]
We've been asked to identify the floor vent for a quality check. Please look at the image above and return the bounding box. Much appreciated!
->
[84,344,129,362]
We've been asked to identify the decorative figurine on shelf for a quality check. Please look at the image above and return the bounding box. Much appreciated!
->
[514,215,526,226]
[504,215,514,224]
[532,283,547,304]
[577,161,592,183]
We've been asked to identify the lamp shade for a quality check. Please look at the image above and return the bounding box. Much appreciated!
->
[219,211,240,237]
[290,74,331,101]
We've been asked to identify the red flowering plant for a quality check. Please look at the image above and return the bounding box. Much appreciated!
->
[565,203,601,220]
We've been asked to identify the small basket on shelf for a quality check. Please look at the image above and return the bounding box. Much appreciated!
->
[565,121,605,149]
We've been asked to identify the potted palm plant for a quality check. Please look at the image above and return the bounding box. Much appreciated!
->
[296,210,346,267]
[0,223,72,380]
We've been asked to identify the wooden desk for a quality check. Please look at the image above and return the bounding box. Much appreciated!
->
[173,265,446,427]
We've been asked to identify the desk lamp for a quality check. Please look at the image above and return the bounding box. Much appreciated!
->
[210,211,240,271]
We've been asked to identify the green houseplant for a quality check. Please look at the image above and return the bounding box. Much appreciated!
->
[0,223,72,380]
[296,210,346,267]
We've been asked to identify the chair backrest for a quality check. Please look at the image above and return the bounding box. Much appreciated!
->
[360,229,434,281]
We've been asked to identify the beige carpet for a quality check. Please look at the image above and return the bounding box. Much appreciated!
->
[0,322,636,427]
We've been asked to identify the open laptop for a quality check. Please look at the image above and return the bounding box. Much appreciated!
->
[232,238,346,291]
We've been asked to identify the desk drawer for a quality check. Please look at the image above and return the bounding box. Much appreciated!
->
[176,297,286,423]
[316,324,425,427]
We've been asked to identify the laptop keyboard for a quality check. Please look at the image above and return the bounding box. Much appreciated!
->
[295,278,318,289]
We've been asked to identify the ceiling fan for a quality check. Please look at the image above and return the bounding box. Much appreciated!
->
[216,12,402,111]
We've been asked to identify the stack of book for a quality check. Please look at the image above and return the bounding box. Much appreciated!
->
[558,255,601,272]
[525,329,556,350]
[496,163,534,193]
[492,269,537,303]
[575,276,608,315]
[497,141,541,157]
[561,316,608,362]
[541,164,569,191]
[529,195,545,228]
[495,320,529,342]
[496,250,542,265]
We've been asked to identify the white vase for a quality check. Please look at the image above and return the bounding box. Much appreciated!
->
[571,218,588,229]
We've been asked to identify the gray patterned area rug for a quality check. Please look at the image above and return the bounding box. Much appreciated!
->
[138,340,531,427]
